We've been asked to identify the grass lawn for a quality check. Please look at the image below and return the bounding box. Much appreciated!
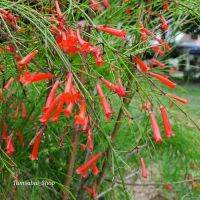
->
[103,83,200,200]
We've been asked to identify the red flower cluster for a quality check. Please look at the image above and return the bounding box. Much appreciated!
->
[140,21,171,56]
[136,17,175,90]
[40,72,81,124]
[143,102,174,143]
[50,1,104,66]
[0,1,190,198]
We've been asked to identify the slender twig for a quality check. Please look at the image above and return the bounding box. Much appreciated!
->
[62,125,80,200]
[97,171,139,199]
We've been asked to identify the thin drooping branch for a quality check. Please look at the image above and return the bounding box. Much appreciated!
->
[62,126,80,200]
[97,171,139,199]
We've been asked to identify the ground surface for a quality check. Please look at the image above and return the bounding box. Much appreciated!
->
[130,83,200,200]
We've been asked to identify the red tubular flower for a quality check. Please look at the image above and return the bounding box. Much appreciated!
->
[6,43,16,53]
[82,116,89,132]
[75,100,87,126]
[149,112,162,144]
[76,152,102,178]
[163,0,169,12]
[160,105,173,138]
[151,45,165,56]
[100,77,126,97]
[64,89,81,104]
[166,93,188,104]
[140,158,147,179]
[63,85,79,117]
[92,47,104,66]
[19,71,54,85]
[5,43,21,61]
[140,31,148,42]
[54,0,65,29]
[30,128,45,160]
[40,95,61,123]
[63,102,74,117]
[149,58,165,68]
[53,29,62,44]
[82,128,94,151]
[64,92,81,104]
[96,84,112,122]
[45,80,60,111]
[14,53,21,62]
[89,0,101,11]
[149,72,176,89]
[84,183,97,199]
[5,136,15,156]
[76,29,93,54]
[160,15,169,32]
[51,94,65,122]
[4,77,14,90]
[103,0,110,8]
[0,8,19,28]
[133,56,150,73]
[55,0,63,19]
[91,164,100,175]
[96,25,126,40]
[65,72,73,93]
[50,25,61,36]
[87,129,94,151]
[164,183,173,191]
[140,25,153,36]
[17,50,38,69]
[21,102,27,119]
[2,123,8,140]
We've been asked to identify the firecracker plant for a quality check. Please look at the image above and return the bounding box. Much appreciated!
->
[0,0,200,199]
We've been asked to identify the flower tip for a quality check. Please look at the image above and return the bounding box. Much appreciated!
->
[155,138,163,144]
[30,155,38,161]
[115,87,126,97]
